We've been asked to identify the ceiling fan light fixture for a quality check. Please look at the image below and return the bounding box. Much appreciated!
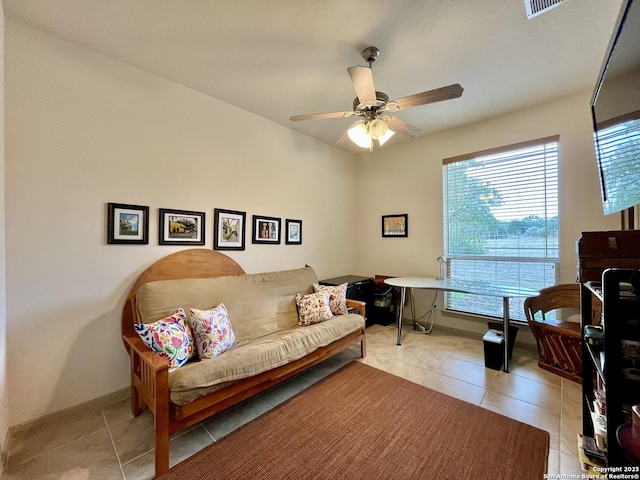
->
[377,127,395,146]
[347,121,372,149]
[368,118,388,139]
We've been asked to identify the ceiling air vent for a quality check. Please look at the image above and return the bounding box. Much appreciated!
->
[525,0,564,19]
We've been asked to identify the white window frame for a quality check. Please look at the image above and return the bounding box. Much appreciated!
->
[442,136,560,321]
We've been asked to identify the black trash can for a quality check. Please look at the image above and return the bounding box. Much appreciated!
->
[488,321,519,359]
[483,329,505,370]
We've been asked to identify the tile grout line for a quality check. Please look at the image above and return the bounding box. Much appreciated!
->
[559,378,564,453]
[557,378,582,457]
[556,378,566,472]
[200,422,218,443]
[103,411,127,480]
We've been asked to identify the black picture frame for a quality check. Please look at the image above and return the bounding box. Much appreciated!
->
[213,208,246,250]
[382,214,408,238]
[285,219,302,245]
[252,215,281,244]
[107,202,149,245]
[158,208,205,246]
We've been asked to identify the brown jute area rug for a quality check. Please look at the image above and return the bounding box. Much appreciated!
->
[160,361,549,480]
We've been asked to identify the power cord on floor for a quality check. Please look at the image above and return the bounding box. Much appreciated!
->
[402,290,438,334]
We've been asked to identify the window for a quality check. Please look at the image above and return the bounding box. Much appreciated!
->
[442,136,559,320]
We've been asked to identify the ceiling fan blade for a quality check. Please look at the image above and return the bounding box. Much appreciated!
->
[386,115,422,138]
[394,84,463,110]
[347,66,376,103]
[335,130,351,147]
[290,111,353,121]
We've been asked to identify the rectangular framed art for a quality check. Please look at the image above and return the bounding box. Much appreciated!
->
[107,202,149,244]
[213,208,246,250]
[252,215,281,244]
[285,219,302,245]
[382,214,408,237]
[159,208,205,245]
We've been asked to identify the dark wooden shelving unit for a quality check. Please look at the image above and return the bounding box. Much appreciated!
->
[581,269,640,468]
[578,230,640,469]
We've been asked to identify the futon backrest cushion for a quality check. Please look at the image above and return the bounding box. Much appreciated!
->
[135,266,317,345]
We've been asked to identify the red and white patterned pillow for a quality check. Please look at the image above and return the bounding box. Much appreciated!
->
[189,303,236,359]
[313,283,348,315]
[134,307,196,368]
[295,291,333,326]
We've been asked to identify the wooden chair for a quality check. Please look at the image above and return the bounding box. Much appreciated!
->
[524,283,601,384]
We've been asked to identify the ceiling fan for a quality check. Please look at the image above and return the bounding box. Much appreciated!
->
[290,46,464,152]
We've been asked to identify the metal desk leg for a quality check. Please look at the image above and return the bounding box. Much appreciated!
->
[396,286,406,345]
[503,297,510,372]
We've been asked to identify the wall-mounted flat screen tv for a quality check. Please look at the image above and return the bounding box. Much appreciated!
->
[591,0,640,216]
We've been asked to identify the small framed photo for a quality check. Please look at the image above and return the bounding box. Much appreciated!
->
[159,209,205,245]
[107,202,149,244]
[214,208,246,250]
[285,219,302,245]
[252,215,281,244]
[382,214,408,237]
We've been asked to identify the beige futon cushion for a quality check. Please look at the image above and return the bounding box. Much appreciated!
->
[169,313,364,405]
[136,266,318,345]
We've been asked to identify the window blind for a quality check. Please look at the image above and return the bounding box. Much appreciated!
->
[442,136,559,320]
[596,113,640,215]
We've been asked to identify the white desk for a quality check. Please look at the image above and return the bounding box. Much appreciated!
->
[384,277,538,372]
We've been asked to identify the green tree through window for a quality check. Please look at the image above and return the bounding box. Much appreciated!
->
[442,137,559,320]
[445,159,502,256]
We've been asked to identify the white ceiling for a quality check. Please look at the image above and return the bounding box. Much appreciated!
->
[4,0,626,153]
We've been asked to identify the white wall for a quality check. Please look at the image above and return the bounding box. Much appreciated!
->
[355,93,620,334]
[2,12,629,429]
[0,0,8,466]
[5,20,359,426]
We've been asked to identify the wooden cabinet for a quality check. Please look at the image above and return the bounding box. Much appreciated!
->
[581,269,640,468]
[578,231,640,469]
[577,230,640,282]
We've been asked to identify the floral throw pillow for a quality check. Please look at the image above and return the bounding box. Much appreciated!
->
[134,307,196,368]
[189,304,236,359]
[295,291,333,326]
[313,283,349,316]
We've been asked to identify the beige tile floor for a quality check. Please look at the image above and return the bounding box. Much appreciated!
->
[3,324,585,479]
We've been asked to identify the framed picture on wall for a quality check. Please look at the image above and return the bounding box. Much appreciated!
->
[382,214,408,237]
[213,208,246,250]
[107,202,149,244]
[285,219,302,245]
[158,208,205,245]
[252,215,281,244]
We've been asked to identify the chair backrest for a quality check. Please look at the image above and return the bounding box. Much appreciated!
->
[524,283,581,323]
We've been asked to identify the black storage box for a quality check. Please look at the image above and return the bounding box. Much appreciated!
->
[319,275,375,327]
[483,329,505,370]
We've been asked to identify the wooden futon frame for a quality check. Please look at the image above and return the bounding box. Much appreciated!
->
[121,249,366,477]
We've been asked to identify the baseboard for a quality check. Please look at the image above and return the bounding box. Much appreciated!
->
[401,317,537,346]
